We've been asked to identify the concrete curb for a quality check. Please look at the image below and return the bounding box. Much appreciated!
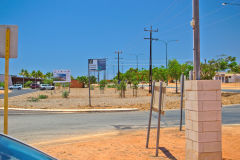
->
[223,104,240,107]
[0,107,139,113]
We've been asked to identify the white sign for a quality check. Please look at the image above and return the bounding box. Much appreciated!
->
[53,70,71,83]
[0,25,18,58]
[88,59,98,70]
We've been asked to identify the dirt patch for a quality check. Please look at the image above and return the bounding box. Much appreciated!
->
[34,125,240,160]
[2,87,240,110]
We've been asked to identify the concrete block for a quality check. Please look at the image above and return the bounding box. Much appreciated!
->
[185,80,221,91]
[198,111,219,121]
[186,138,193,150]
[198,152,222,160]
[189,110,198,121]
[186,120,193,130]
[203,121,221,132]
[201,101,222,111]
[186,91,198,101]
[198,132,219,143]
[198,91,217,101]
[216,90,221,101]
[197,80,221,91]
[201,142,222,152]
[192,121,203,132]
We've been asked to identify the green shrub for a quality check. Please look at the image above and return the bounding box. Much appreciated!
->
[27,97,39,102]
[99,80,107,89]
[62,91,69,98]
[107,84,116,88]
[38,95,48,99]
[90,85,94,90]
[0,82,4,88]
[24,81,32,88]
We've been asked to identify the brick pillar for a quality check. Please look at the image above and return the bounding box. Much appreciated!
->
[185,80,222,160]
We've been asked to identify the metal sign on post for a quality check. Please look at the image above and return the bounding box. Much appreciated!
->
[88,59,107,107]
[53,70,71,83]
[0,25,18,135]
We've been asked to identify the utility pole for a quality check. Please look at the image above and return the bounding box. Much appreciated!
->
[115,50,122,82]
[144,26,158,93]
[192,0,200,80]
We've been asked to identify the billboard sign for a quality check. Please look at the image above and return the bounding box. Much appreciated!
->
[88,59,106,71]
[53,70,71,83]
[0,25,18,58]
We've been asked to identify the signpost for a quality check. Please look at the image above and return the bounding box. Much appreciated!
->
[0,25,18,134]
[146,81,165,157]
[53,70,71,93]
[88,59,106,106]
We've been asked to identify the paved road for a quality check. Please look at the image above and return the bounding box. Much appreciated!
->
[0,89,38,99]
[0,105,239,143]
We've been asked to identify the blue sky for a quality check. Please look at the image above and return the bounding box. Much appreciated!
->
[0,0,239,79]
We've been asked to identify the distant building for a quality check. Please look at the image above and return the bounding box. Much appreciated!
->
[214,72,240,83]
[0,74,42,85]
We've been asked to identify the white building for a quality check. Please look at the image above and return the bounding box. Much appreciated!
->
[214,72,240,83]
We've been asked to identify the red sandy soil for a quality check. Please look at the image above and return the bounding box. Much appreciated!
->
[34,125,240,160]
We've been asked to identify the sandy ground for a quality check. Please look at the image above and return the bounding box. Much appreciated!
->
[2,87,240,110]
[34,125,240,160]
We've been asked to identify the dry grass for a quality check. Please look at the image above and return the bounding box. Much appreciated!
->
[1,87,240,110]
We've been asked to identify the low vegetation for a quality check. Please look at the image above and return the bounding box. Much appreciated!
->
[62,91,69,98]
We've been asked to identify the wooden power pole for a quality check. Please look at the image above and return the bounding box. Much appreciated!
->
[144,26,158,93]
[192,0,201,80]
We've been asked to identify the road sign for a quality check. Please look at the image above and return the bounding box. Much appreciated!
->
[53,70,71,83]
[0,25,18,58]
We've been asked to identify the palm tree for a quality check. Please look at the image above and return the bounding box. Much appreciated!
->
[19,69,25,87]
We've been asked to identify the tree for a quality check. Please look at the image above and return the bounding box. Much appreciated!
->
[168,59,181,93]
[152,66,168,82]
[99,80,107,94]
[45,72,53,79]
[36,70,43,79]
[181,62,193,79]
[19,69,25,87]
[138,69,149,82]
[124,68,138,86]
[76,76,88,88]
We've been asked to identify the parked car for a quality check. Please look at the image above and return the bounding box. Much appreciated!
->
[40,84,55,90]
[0,134,57,160]
[9,84,22,90]
[30,83,40,89]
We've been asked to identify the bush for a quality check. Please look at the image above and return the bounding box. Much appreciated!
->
[38,95,48,99]
[24,81,32,88]
[107,84,116,88]
[0,82,4,88]
[99,80,107,89]
[27,97,39,102]
[62,91,69,98]
[90,85,94,90]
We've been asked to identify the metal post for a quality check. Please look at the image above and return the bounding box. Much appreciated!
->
[193,0,200,80]
[165,43,168,85]
[88,60,91,107]
[146,81,155,148]
[180,73,184,131]
[156,81,163,157]
[4,28,10,134]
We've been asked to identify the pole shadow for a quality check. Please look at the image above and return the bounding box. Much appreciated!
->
[159,147,177,160]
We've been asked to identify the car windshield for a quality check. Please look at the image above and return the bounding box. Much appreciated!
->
[0,134,56,160]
